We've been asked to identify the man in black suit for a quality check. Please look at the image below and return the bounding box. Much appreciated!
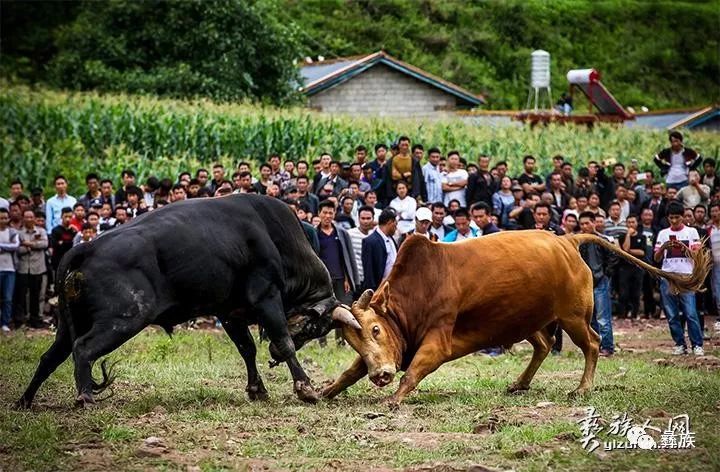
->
[361,209,398,291]
[640,182,669,232]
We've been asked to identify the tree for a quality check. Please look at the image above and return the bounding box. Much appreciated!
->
[282,0,719,110]
[48,0,301,104]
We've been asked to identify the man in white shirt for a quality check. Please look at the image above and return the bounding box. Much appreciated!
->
[654,201,704,356]
[441,151,468,208]
[347,206,375,292]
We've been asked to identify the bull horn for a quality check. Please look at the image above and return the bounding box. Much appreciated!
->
[332,305,362,330]
[356,289,374,309]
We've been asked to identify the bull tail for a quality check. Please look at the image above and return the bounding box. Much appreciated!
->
[91,359,118,397]
[58,270,82,342]
[56,243,93,341]
[565,233,712,295]
[57,246,118,399]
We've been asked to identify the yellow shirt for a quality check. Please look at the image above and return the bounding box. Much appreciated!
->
[392,153,412,183]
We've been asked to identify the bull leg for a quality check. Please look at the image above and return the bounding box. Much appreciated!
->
[507,329,553,394]
[249,285,318,404]
[16,319,73,409]
[286,356,321,403]
[72,319,145,406]
[385,334,451,407]
[220,318,268,401]
[322,355,368,400]
[561,310,600,397]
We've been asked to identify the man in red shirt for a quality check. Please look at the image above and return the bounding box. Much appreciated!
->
[68,203,86,232]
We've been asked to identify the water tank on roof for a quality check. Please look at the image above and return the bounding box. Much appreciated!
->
[567,68,600,84]
[530,50,551,88]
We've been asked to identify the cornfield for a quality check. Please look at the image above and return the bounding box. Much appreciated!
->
[2,85,719,193]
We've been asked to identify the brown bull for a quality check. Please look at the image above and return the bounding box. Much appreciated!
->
[323,231,710,406]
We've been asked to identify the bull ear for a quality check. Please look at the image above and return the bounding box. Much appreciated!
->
[373,282,391,313]
[355,289,374,310]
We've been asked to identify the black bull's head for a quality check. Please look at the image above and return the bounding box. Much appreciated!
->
[268,300,360,364]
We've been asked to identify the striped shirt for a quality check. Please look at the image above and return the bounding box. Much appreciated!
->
[604,218,627,243]
[422,162,443,204]
[347,227,371,284]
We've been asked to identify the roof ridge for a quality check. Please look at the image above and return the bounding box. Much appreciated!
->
[667,105,717,129]
[298,53,372,67]
[299,50,484,105]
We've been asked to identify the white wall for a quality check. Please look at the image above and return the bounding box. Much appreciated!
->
[307,64,460,117]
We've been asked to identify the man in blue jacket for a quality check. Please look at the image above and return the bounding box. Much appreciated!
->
[361,209,398,291]
[443,208,478,242]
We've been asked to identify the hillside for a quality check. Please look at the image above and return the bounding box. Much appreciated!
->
[1,1,717,110]
[283,0,720,110]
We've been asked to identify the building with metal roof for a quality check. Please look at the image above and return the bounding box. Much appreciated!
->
[298,51,484,117]
[626,105,719,132]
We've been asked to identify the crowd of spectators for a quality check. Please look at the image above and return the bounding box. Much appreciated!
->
[0,131,718,357]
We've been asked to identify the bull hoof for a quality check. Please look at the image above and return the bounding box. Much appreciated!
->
[14,396,32,410]
[506,383,530,395]
[320,384,338,400]
[294,381,320,404]
[246,384,269,401]
[568,387,591,398]
[75,392,96,408]
[381,396,401,410]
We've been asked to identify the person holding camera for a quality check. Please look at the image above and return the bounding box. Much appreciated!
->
[676,170,711,210]
[654,201,704,356]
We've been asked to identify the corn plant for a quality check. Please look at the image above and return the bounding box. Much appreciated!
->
[1,84,719,194]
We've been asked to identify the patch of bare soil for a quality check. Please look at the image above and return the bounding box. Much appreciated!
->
[651,355,720,371]
[614,318,720,353]
[63,440,115,471]
[403,464,497,472]
[535,370,584,381]
[359,431,483,450]
[472,404,587,435]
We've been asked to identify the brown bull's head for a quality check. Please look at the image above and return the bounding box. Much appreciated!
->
[342,284,404,388]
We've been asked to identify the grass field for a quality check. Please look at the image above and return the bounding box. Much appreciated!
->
[1,320,718,471]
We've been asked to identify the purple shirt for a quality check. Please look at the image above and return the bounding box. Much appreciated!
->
[318,228,344,280]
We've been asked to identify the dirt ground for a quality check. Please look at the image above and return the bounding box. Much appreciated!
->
[2,316,719,471]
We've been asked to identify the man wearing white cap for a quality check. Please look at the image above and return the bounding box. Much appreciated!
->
[399,206,435,245]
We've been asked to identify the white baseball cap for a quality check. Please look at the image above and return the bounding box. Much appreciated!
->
[415,207,432,222]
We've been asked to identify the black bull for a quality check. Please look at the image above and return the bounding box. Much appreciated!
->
[16,195,360,407]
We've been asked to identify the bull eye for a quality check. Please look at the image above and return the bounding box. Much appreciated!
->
[372,325,380,337]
